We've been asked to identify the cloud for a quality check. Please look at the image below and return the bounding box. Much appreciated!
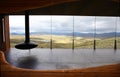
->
[74,16,94,33]
[9,15,120,34]
[9,15,25,27]
[95,17,118,33]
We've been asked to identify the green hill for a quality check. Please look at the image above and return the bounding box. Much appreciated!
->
[10,35,120,49]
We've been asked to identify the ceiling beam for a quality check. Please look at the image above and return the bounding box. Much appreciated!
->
[0,0,119,16]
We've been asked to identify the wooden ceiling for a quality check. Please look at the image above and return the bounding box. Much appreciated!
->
[0,0,119,16]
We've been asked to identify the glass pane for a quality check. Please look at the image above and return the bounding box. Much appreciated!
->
[30,15,51,48]
[74,16,94,49]
[52,16,73,48]
[9,15,119,49]
[96,17,116,49]
[117,17,120,49]
[9,15,25,47]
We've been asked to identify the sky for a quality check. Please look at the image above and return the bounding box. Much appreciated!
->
[9,15,120,34]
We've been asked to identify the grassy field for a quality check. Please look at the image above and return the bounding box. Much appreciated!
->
[10,35,120,49]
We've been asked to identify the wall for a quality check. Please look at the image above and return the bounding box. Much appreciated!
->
[0,15,4,51]
[0,15,10,52]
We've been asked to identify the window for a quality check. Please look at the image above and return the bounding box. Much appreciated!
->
[117,17,120,49]
[52,16,73,48]
[9,15,119,49]
[74,16,94,48]
[30,16,51,48]
[9,16,25,47]
[96,17,116,48]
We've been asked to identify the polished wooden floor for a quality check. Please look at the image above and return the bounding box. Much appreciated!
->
[1,50,120,77]
[5,48,120,70]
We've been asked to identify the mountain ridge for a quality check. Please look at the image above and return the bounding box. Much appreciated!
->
[10,32,120,38]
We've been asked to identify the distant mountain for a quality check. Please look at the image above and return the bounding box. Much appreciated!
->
[10,32,25,35]
[95,32,120,38]
[50,32,120,38]
[10,32,120,38]
[74,32,120,38]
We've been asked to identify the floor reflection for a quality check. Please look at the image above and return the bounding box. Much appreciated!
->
[5,48,120,70]
[17,56,38,69]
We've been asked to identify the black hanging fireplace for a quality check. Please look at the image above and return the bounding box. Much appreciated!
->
[15,10,38,49]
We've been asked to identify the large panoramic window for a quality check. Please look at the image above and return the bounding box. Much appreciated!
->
[9,15,119,49]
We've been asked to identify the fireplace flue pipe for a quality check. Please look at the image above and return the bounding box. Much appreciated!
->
[15,10,38,49]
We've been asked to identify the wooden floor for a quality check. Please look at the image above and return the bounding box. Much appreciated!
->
[5,48,120,70]
[1,50,120,77]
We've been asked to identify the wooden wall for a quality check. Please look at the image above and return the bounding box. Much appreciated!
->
[0,15,4,51]
[4,16,10,52]
[0,15,10,52]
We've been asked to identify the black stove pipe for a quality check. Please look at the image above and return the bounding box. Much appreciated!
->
[15,10,38,50]
[25,10,30,43]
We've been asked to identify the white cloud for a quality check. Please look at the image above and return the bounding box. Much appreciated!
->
[96,17,117,33]
[9,15,25,27]
[9,15,120,34]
